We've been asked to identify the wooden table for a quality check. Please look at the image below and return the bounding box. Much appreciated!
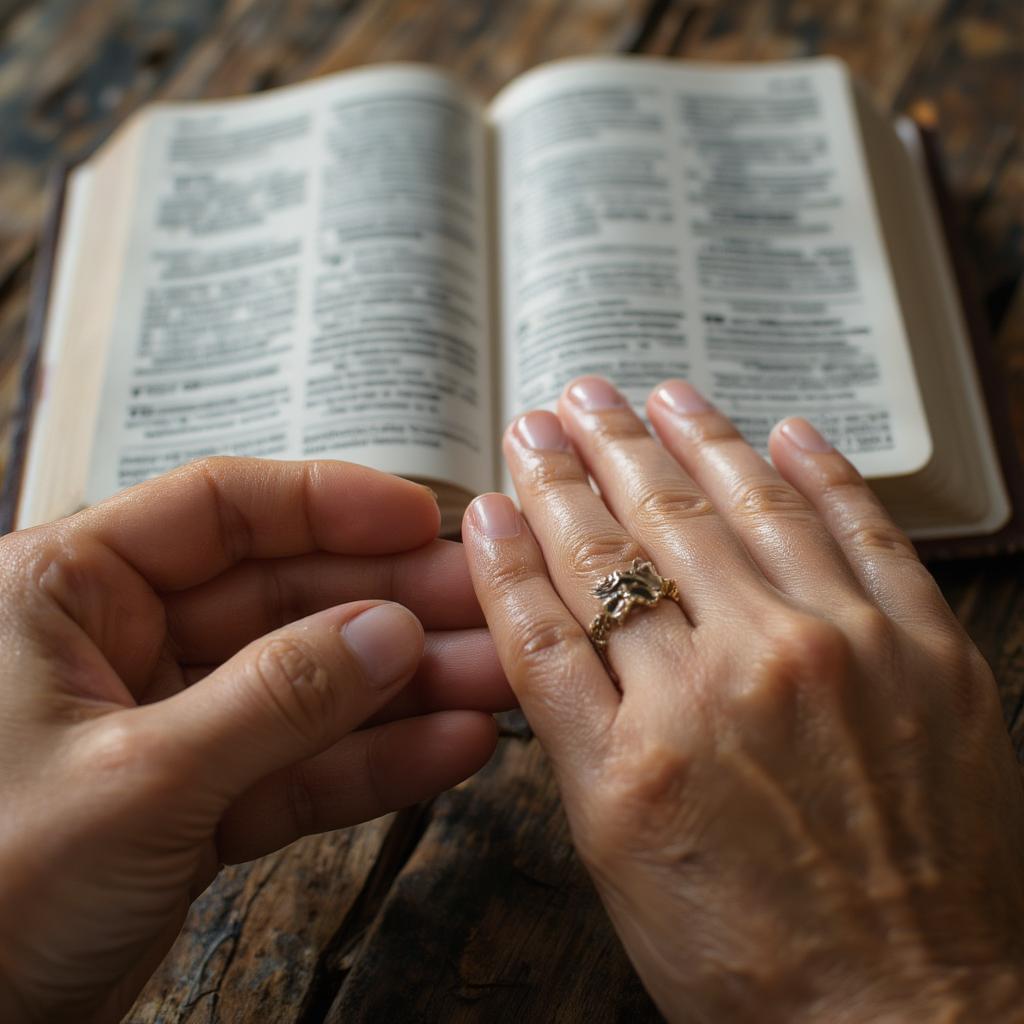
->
[1,1,1022,1019]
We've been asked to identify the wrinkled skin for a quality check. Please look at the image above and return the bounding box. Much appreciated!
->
[464,376,1024,1023]
[0,457,512,1023]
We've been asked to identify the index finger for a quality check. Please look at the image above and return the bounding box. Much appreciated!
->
[164,540,487,662]
[73,457,440,591]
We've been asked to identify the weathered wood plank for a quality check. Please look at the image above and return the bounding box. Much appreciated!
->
[324,739,659,1023]
[126,816,395,1023]
[893,0,1024,331]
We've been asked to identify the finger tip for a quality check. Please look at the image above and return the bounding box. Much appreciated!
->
[644,387,665,422]
[773,417,834,456]
[400,478,443,539]
[561,373,607,399]
[451,710,500,764]
[417,710,499,779]
[461,495,486,546]
[502,416,524,454]
[461,707,500,740]
[649,379,714,418]
[340,601,426,677]
[323,463,442,550]
[767,418,788,449]
[419,485,443,532]
[556,376,587,414]
[464,492,521,543]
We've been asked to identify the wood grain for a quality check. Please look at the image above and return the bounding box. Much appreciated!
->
[1,1,1021,1020]
[129,817,396,1023]
[324,740,658,1023]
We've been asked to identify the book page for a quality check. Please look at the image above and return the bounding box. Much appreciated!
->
[490,57,931,480]
[84,65,493,504]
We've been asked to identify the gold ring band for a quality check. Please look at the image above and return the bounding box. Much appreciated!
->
[588,558,681,676]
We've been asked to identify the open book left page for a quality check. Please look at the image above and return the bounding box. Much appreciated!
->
[72,65,494,513]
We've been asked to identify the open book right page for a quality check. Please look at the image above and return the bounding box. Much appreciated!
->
[489,57,931,481]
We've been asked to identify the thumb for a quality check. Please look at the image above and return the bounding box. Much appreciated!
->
[152,600,424,802]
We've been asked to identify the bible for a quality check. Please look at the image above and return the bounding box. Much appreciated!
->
[7,56,1021,557]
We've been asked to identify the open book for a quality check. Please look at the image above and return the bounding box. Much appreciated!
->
[10,57,1018,550]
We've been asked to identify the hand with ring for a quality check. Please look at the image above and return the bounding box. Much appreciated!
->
[463,376,1024,1022]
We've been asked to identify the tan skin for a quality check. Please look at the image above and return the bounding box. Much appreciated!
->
[0,457,512,1023]
[2,379,1024,1022]
[462,376,1024,1023]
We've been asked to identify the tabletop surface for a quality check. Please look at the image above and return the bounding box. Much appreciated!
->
[2,0,1023,1020]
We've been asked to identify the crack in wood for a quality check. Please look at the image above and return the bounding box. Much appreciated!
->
[295,800,436,1024]
[195,857,284,1020]
[621,0,674,53]
[665,4,708,55]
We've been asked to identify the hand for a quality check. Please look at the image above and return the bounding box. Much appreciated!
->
[463,377,1024,1023]
[0,457,512,1023]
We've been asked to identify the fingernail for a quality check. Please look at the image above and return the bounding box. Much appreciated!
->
[779,418,832,453]
[515,411,570,451]
[567,376,626,411]
[655,380,713,415]
[342,604,421,689]
[470,493,521,539]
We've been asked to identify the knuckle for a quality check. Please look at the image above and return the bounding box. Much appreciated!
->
[188,457,253,563]
[87,718,148,775]
[18,527,75,582]
[519,452,583,492]
[729,479,811,520]
[586,412,649,451]
[613,743,695,809]
[253,637,335,743]
[81,718,178,800]
[565,533,645,581]
[14,532,103,628]
[842,518,917,559]
[818,458,866,496]
[582,744,697,865]
[486,549,541,598]
[755,615,850,694]
[684,415,738,444]
[517,614,588,678]
[822,477,918,559]
[28,532,106,605]
[845,604,896,653]
[631,482,715,529]
[501,609,595,713]
[0,543,69,646]
[185,453,237,478]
